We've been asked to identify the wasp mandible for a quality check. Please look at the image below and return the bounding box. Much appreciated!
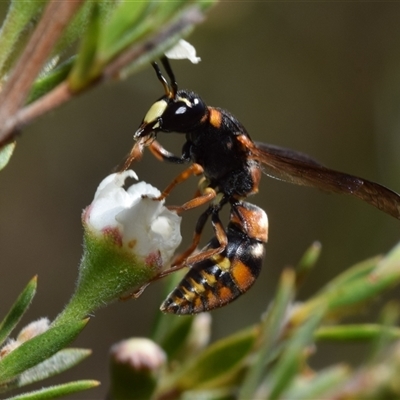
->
[124,57,400,315]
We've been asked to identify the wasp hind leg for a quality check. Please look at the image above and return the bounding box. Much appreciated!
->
[160,211,231,315]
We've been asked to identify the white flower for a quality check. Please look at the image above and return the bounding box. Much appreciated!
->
[165,39,201,64]
[83,170,181,268]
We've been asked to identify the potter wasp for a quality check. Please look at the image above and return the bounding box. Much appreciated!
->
[124,57,400,315]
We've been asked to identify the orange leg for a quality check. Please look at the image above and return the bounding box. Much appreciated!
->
[183,212,228,265]
[171,205,213,266]
[120,140,145,171]
[169,187,216,215]
[149,139,187,164]
[145,163,204,203]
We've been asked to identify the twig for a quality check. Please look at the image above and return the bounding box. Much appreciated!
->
[0,6,204,147]
[0,0,85,142]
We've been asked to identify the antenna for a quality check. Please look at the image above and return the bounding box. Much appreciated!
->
[161,56,178,98]
[151,61,171,98]
[151,57,178,99]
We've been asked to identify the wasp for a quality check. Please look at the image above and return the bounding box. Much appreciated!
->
[125,57,400,314]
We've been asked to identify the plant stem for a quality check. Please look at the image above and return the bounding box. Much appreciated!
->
[0,0,85,141]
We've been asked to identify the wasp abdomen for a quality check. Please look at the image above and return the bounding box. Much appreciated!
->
[161,233,265,315]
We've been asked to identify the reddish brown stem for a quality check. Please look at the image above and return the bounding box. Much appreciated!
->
[0,0,85,140]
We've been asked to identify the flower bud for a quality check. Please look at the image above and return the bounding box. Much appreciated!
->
[109,338,166,400]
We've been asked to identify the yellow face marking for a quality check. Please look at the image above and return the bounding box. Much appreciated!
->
[176,96,192,107]
[209,108,222,128]
[143,100,168,124]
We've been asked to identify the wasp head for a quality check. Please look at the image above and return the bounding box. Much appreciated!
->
[134,90,207,140]
[134,59,207,141]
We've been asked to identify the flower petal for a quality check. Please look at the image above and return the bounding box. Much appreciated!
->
[165,39,201,64]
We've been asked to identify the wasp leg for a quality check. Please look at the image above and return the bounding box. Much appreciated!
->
[120,139,146,171]
[163,207,228,279]
[145,163,204,203]
[120,282,151,301]
[149,139,188,164]
[183,211,228,265]
[171,206,212,267]
[169,187,216,215]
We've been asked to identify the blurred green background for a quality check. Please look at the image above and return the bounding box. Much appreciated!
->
[1,2,400,398]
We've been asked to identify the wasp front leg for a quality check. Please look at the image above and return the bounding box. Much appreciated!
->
[148,139,189,164]
[146,163,205,204]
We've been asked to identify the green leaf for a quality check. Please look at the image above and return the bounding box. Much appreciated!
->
[97,1,154,64]
[323,267,400,315]
[68,3,101,91]
[12,349,92,389]
[51,1,114,59]
[368,302,400,363]
[0,319,88,384]
[163,326,256,394]
[0,1,47,76]
[156,315,195,360]
[291,247,400,325]
[239,268,296,400]
[27,58,73,104]
[0,141,16,171]
[266,306,327,400]
[181,387,235,400]
[373,241,400,276]
[316,255,380,296]
[315,324,400,342]
[295,241,321,288]
[0,276,37,347]
[5,380,100,400]
[282,364,350,400]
